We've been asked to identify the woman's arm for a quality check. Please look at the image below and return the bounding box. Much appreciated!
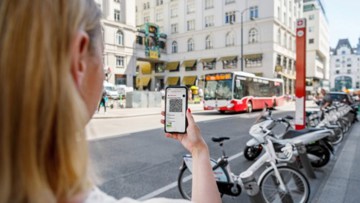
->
[161,109,221,203]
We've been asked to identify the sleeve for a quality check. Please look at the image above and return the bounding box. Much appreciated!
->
[84,187,191,203]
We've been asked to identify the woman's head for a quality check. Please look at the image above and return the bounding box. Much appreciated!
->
[0,0,102,202]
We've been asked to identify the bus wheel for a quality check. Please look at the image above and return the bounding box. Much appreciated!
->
[219,110,226,114]
[247,102,253,113]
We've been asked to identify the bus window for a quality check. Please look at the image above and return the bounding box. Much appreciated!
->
[234,77,248,99]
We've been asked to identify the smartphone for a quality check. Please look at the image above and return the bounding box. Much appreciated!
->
[164,86,188,134]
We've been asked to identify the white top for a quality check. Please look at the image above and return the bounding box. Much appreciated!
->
[84,187,191,203]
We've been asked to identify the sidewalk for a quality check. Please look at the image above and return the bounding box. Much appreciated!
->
[93,100,320,119]
[312,120,360,203]
[93,102,204,119]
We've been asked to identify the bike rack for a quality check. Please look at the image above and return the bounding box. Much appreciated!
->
[295,141,316,179]
[239,170,266,203]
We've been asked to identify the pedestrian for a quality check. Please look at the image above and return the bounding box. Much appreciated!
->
[320,88,332,110]
[98,90,107,112]
[0,1,221,203]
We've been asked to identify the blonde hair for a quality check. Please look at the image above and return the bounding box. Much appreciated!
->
[0,0,102,202]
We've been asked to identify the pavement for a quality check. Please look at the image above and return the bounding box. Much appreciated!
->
[91,100,360,202]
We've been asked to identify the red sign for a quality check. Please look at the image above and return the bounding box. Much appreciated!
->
[295,18,307,130]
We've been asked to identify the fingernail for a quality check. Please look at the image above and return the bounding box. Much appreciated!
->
[188,108,191,113]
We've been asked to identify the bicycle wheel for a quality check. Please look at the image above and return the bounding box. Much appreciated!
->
[307,144,331,168]
[326,127,343,145]
[178,166,193,200]
[259,166,310,203]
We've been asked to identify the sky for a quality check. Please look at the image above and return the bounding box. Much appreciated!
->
[325,0,360,48]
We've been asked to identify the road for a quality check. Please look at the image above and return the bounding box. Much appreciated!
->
[88,108,334,202]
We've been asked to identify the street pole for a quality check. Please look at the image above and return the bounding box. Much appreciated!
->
[241,12,244,72]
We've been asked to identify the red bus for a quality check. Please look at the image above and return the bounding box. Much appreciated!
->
[203,72,285,113]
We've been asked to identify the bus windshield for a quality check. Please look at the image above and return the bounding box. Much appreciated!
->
[204,79,233,100]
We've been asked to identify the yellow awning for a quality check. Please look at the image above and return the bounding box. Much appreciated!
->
[219,56,237,61]
[200,58,216,63]
[166,62,179,70]
[244,54,263,60]
[136,76,151,87]
[275,65,283,72]
[166,77,180,85]
[182,76,197,85]
[137,61,152,74]
[182,60,197,67]
[278,72,296,80]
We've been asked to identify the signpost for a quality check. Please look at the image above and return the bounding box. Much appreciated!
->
[295,18,307,130]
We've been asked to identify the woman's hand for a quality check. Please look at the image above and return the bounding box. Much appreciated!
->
[160,109,208,154]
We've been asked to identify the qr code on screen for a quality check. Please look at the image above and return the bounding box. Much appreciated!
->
[169,99,183,112]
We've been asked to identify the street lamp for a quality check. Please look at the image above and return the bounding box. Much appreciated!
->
[240,8,253,72]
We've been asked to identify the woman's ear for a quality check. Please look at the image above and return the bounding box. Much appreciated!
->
[70,31,90,89]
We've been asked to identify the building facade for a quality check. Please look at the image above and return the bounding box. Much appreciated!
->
[95,0,137,87]
[303,0,330,94]
[330,39,360,91]
[135,0,303,95]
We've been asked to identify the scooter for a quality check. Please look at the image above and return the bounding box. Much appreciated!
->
[244,108,334,168]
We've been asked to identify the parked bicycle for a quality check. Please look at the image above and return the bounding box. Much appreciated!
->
[178,109,310,202]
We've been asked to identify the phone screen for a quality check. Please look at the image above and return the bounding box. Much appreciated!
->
[165,86,188,134]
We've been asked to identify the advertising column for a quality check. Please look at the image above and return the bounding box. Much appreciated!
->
[295,18,307,130]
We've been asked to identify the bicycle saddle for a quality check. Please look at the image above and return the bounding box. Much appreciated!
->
[282,128,323,139]
[211,137,230,143]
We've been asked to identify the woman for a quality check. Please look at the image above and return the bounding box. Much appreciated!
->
[0,1,221,203]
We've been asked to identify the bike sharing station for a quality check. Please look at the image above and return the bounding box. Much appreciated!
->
[176,18,359,203]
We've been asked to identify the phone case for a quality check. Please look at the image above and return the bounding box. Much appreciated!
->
[164,86,188,134]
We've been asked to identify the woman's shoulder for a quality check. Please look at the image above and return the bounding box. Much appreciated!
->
[84,187,191,203]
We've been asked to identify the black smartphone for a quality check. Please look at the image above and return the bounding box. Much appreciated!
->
[164,86,188,134]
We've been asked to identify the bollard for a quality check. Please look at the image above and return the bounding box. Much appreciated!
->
[240,170,266,203]
[295,142,316,179]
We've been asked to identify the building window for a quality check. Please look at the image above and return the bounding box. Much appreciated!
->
[335,70,340,74]
[116,56,124,67]
[223,58,237,69]
[144,2,150,9]
[205,0,214,9]
[250,6,259,19]
[171,23,178,33]
[203,60,216,70]
[188,38,194,51]
[225,0,235,4]
[205,15,214,27]
[114,10,121,22]
[283,33,286,47]
[226,31,235,47]
[187,1,195,14]
[171,41,178,53]
[277,29,281,44]
[309,38,314,44]
[205,35,213,49]
[309,26,314,32]
[116,30,123,45]
[171,7,178,18]
[245,57,262,67]
[347,69,351,74]
[225,11,236,24]
[185,61,197,71]
[155,63,165,73]
[347,64,352,67]
[249,28,258,44]
[156,0,163,6]
[278,7,281,21]
[187,20,195,31]
[336,59,340,62]
[356,82,360,88]
[309,14,315,20]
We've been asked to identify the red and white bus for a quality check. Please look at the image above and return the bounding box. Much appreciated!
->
[203,72,285,113]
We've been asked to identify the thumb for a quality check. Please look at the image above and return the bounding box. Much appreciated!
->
[186,108,195,125]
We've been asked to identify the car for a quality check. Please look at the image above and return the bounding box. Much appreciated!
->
[328,92,354,105]
[104,81,120,100]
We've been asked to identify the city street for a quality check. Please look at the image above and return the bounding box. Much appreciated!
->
[87,103,341,202]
